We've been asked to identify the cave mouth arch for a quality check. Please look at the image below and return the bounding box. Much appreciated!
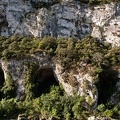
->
[0,67,5,99]
[33,66,59,97]
[96,68,119,104]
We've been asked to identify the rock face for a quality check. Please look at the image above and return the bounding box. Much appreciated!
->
[0,0,120,46]
[55,64,98,108]
[0,54,98,107]
[0,54,51,99]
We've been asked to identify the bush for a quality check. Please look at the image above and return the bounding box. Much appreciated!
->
[1,74,16,99]
[0,98,18,119]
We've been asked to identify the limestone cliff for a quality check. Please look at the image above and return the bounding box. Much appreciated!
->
[0,54,98,107]
[0,0,120,46]
[0,0,120,119]
[1,55,119,119]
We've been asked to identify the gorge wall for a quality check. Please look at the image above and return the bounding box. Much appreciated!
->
[0,0,120,119]
[0,54,98,107]
[0,0,120,46]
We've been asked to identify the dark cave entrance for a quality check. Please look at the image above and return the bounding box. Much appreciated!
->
[96,68,119,104]
[0,67,5,99]
[33,67,59,97]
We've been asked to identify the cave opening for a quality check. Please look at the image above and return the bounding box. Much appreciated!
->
[0,67,5,99]
[33,67,59,97]
[96,68,119,104]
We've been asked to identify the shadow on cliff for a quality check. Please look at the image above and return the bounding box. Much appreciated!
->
[33,67,59,97]
[0,68,5,100]
[96,66,119,104]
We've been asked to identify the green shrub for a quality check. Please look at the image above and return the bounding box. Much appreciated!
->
[1,74,16,99]
[0,98,18,119]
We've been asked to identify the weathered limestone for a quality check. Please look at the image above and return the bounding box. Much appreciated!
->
[0,54,98,107]
[55,63,98,108]
[0,0,120,46]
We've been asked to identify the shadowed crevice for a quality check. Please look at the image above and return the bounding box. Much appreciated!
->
[0,68,5,100]
[96,68,119,104]
[33,67,58,97]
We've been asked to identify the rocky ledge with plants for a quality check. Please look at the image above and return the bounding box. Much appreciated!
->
[0,35,119,120]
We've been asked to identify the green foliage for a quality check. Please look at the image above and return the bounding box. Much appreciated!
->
[93,103,120,119]
[0,85,88,119]
[38,86,63,118]
[1,74,16,99]
[24,62,39,101]
[0,98,18,119]
[55,36,119,72]
[0,35,119,68]
[103,109,113,117]
[0,35,120,103]
[97,104,106,112]
[28,86,86,120]
[0,35,58,60]
[0,35,119,119]
[72,96,86,120]
[38,36,57,56]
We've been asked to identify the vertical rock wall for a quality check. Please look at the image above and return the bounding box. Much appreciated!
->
[0,0,120,46]
[0,56,98,107]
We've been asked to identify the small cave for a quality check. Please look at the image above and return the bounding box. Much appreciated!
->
[33,67,59,97]
[0,68,5,99]
[96,68,119,104]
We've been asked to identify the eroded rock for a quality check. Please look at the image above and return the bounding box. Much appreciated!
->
[0,54,98,107]
[0,0,120,46]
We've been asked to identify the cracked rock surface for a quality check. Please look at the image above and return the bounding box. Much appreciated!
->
[0,0,120,46]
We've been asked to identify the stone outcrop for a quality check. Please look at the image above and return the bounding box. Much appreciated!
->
[0,0,119,119]
[55,64,98,108]
[0,53,50,99]
[0,53,98,107]
[0,0,120,46]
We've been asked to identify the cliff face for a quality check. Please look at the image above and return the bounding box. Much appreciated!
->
[0,54,119,119]
[0,0,120,46]
[0,54,98,107]
[0,0,120,119]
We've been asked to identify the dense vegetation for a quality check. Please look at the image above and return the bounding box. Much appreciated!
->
[0,86,84,119]
[0,35,120,119]
[0,86,119,120]
[0,35,119,66]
